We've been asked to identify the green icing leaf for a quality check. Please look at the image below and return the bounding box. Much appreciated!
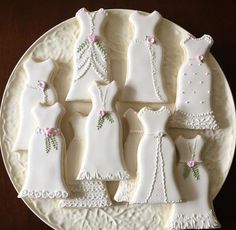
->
[192,165,200,180]
[183,163,191,179]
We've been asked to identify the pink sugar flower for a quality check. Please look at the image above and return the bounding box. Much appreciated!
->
[37,80,47,90]
[88,33,96,43]
[44,128,55,137]
[187,160,195,168]
[97,110,106,118]
[197,55,204,62]
[146,36,155,44]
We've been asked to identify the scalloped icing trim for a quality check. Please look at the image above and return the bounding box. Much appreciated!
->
[18,190,68,199]
[78,170,130,180]
[171,110,219,130]
[168,210,221,229]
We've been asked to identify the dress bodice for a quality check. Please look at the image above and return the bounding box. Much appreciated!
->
[76,8,108,41]
[130,10,162,40]
[182,34,213,60]
[175,135,204,162]
[124,108,142,132]
[69,113,86,139]
[138,106,171,134]
[32,102,64,128]
[89,81,118,112]
[24,57,56,86]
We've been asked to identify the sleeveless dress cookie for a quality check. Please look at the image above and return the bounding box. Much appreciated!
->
[77,81,129,181]
[168,135,220,229]
[171,34,219,129]
[130,106,181,204]
[114,108,142,202]
[122,10,167,103]
[18,102,68,199]
[60,113,112,208]
[13,57,57,151]
[66,8,110,101]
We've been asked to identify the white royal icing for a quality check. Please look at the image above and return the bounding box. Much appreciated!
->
[130,106,181,204]
[77,81,129,181]
[122,10,168,102]
[168,135,220,229]
[66,8,110,101]
[171,34,219,129]
[13,57,57,151]
[18,102,68,199]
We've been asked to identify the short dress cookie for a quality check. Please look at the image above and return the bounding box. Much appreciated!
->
[168,135,220,229]
[66,8,110,101]
[130,106,181,204]
[114,108,143,202]
[18,102,68,199]
[60,112,112,208]
[122,10,167,103]
[78,81,129,181]
[13,57,57,151]
[171,34,219,129]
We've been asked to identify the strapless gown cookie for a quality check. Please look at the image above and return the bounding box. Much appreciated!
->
[114,108,142,202]
[18,102,68,199]
[168,135,220,229]
[78,81,129,181]
[66,8,110,101]
[130,106,181,204]
[13,57,57,151]
[171,34,219,129]
[60,113,112,208]
[122,10,167,103]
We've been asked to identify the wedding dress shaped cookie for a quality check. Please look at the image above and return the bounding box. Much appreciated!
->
[130,106,181,204]
[168,135,220,229]
[66,8,110,101]
[171,34,219,129]
[77,81,129,181]
[114,108,143,202]
[122,10,167,103]
[18,102,68,199]
[60,113,112,208]
[13,57,57,151]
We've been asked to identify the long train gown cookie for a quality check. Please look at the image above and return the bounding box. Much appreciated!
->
[171,34,219,129]
[60,113,112,208]
[168,135,220,229]
[66,8,110,101]
[130,106,181,204]
[13,57,57,151]
[114,108,143,202]
[122,10,167,103]
[18,102,68,199]
[78,81,129,181]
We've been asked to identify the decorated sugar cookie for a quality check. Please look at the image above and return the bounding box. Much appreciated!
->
[60,112,112,208]
[122,10,168,103]
[78,81,129,181]
[130,106,181,204]
[171,34,219,129]
[168,135,220,229]
[114,108,142,202]
[66,8,110,101]
[18,102,68,199]
[13,57,57,151]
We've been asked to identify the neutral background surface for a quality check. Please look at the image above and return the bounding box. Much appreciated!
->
[0,1,235,229]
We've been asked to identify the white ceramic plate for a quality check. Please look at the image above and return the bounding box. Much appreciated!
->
[1,9,235,230]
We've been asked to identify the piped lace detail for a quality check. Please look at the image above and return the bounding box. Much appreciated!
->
[60,181,112,208]
[168,210,221,229]
[171,110,219,130]
[18,190,68,199]
[78,170,130,180]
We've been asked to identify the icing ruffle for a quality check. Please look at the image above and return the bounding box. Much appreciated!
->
[171,110,219,130]
[18,190,68,199]
[168,210,221,229]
